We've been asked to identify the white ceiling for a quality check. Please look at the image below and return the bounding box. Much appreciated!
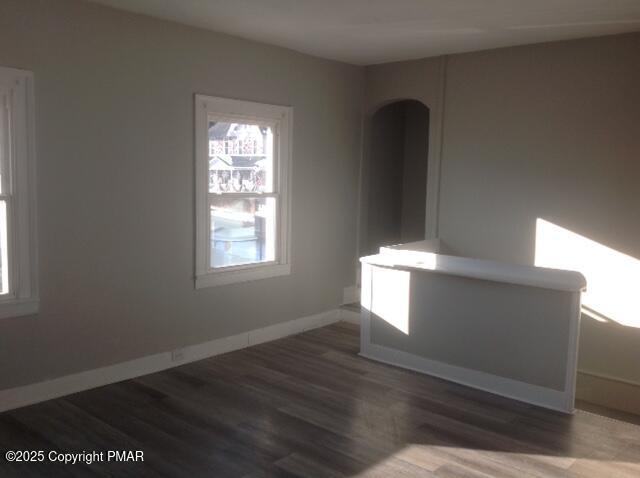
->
[87,0,640,65]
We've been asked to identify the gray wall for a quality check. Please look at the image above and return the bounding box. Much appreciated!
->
[366,100,429,254]
[360,57,445,255]
[367,103,405,253]
[0,0,363,390]
[400,101,429,242]
[371,270,574,391]
[438,33,640,385]
[364,32,640,387]
[1,0,637,395]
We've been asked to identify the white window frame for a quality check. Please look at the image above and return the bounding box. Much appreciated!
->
[0,66,38,319]
[195,95,292,288]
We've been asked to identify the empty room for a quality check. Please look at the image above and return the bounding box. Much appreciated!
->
[1,0,639,476]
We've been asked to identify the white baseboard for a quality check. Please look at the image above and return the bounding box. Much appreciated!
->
[338,307,360,325]
[0,309,341,413]
[361,342,573,413]
[342,285,360,305]
[576,370,640,416]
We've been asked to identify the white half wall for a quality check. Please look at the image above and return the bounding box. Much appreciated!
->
[360,254,583,413]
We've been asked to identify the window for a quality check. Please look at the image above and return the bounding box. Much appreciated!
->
[195,95,291,288]
[0,66,38,318]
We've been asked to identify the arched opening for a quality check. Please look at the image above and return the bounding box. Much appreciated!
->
[364,100,430,254]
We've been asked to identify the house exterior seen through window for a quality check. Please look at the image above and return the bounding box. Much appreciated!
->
[195,96,291,288]
[208,122,276,268]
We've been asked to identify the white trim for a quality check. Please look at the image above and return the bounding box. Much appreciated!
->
[0,298,38,320]
[563,292,582,411]
[0,66,38,318]
[360,342,573,413]
[380,238,441,254]
[0,309,340,413]
[576,371,640,416]
[338,307,360,325]
[247,310,338,345]
[361,249,587,292]
[424,56,447,239]
[354,96,365,279]
[579,369,640,388]
[194,94,292,288]
[196,263,290,288]
[342,285,360,305]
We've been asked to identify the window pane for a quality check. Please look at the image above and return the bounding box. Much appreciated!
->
[0,200,8,294]
[208,120,274,194]
[210,197,276,268]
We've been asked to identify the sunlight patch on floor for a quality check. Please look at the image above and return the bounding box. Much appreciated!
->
[366,266,411,334]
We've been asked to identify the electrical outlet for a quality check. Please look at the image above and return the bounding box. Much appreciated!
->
[171,348,185,362]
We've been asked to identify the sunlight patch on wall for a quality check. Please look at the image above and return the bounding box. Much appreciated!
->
[535,218,640,328]
[369,266,411,334]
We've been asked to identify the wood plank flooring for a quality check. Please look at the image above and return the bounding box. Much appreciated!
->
[1,321,640,477]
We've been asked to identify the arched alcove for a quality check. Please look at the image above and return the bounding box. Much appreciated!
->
[364,100,430,254]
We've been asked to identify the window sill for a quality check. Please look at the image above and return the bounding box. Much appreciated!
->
[0,298,39,320]
[196,263,291,289]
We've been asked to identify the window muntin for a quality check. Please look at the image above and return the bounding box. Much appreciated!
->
[195,96,291,288]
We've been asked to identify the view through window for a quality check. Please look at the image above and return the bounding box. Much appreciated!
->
[208,121,277,268]
[0,87,11,295]
[195,95,291,288]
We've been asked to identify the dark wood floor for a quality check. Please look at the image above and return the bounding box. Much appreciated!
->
[2,322,640,477]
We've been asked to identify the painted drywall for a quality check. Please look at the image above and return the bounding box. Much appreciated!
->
[0,0,363,390]
[364,32,640,388]
[366,102,405,254]
[365,100,429,254]
[88,0,640,65]
[438,33,640,385]
[360,58,444,257]
[400,101,429,242]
